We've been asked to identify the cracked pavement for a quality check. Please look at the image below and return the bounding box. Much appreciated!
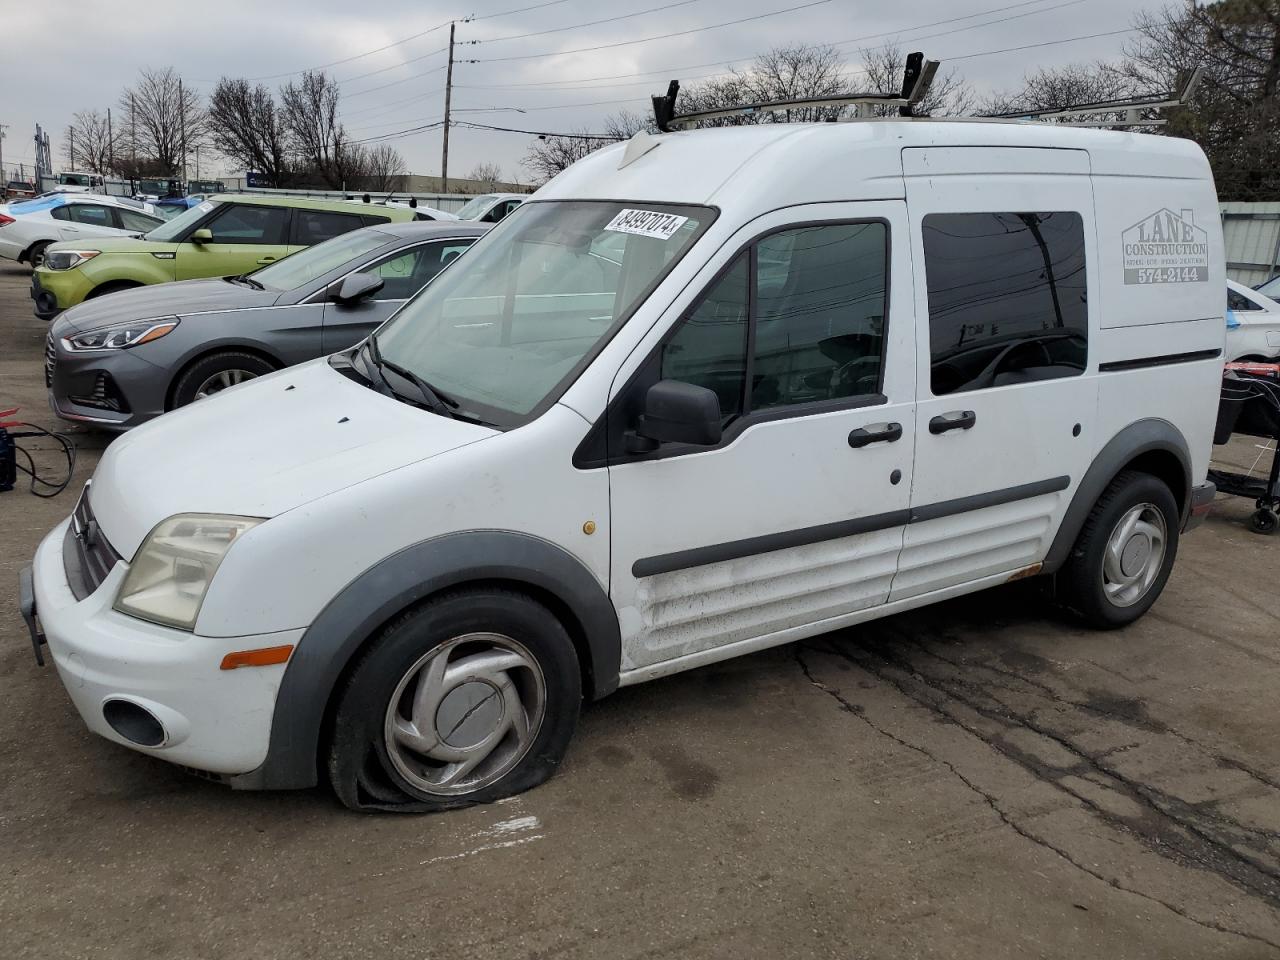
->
[3,260,1280,958]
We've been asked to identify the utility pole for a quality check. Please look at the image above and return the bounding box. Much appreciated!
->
[107,108,114,174]
[441,20,455,192]
[69,127,75,171]
[130,93,136,180]
[179,77,187,185]
[0,123,7,183]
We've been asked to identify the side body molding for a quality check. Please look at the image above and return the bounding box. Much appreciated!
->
[1041,418,1192,574]
[232,530,621,791]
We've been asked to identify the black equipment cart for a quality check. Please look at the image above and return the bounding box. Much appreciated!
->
[1210,362,1280,534]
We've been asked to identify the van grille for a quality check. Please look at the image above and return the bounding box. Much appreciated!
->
[62,483,122,601]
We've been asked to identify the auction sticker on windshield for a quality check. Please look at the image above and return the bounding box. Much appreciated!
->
[605,209,689,240]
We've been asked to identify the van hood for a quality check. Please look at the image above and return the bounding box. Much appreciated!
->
[88,358,497,559]
[57,277,281,333]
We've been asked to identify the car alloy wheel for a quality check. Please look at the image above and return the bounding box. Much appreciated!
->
[193,368,258,400]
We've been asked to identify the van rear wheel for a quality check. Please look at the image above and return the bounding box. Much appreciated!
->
[327,589,581,813]
[1058,470,1180,628]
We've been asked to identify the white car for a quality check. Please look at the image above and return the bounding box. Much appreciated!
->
[1226,279,1280,361]
[0,193,164,267]
[455,192,525,223]
[23,120,1224,812]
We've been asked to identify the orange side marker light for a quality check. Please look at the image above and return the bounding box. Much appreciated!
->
[220,644,294,670]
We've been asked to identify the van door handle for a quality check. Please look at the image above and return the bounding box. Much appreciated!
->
[848,421,903,448]
[929,410,977,435]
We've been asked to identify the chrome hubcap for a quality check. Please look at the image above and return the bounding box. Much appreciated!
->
[194,368,257,399]
[384,633,545,797]
[1102,502,1167,607]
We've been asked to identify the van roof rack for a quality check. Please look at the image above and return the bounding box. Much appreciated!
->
[652,51,940,132]
[982,67,1204,128]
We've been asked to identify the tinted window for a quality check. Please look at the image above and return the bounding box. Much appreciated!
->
[660,254,749,422]
[204,204,289,244]
[752,223,886,409]
[50,206,71,222]
[923,212,1088,395]
[1228,288,1263,312]
[115,208,162,232]
[67,204,114,227]
[294,210,366,245]
[369,240,476,299]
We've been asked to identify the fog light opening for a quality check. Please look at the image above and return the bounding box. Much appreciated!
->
[102,699,166,747]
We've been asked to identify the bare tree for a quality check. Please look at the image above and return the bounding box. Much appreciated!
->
[63,110,118,173]
[858,43,973,117]
[207,78,292,186]
[521,128,617,184]
[679,44,849,125]
[365,144,407,192]
[983,62,1139,118]
[1116,0,1280,201]
[466,161,504,193]
[280,71,364,189]
[117,67,205,175]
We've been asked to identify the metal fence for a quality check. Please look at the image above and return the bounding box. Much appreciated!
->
[1222,203,1280,287]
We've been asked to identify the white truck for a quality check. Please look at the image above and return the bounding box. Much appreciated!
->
[23,118,1224,812]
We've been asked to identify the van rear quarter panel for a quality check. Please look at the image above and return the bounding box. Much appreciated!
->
[1089,152,1225,484]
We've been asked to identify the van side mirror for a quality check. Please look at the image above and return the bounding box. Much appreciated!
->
[626,379,722,453]
[330,272,385,305]
[190,228,213,243]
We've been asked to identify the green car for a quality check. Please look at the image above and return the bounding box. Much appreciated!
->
[31,194,420,319]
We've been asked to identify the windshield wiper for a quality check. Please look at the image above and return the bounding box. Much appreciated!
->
[363,336,457,417]
[225,273,264,290]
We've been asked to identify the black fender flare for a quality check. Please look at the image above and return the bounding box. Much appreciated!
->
[1042,418,1192,574]
[231,530,620,791]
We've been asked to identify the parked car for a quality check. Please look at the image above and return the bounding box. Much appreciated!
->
[5,179,36,200]
[1227,279,1280,361]
[188,179,225,195]
[1255,273,1280,300]
[153,196,204,220]
[31,194,419,319]
[46,221,488,428]
[455,192,525,223]
[22,121,1223,812]
[133,177,183,200]
[0,193,164,268]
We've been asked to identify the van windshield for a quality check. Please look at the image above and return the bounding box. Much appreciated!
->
[373,200,713,426]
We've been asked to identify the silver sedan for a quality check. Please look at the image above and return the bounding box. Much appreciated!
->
[45,220,489,429]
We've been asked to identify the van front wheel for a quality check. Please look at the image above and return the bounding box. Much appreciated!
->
[327,589,581,813]
[1058,470,1180,628]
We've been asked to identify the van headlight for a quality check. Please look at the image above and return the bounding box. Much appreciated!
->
[114,514,263,631]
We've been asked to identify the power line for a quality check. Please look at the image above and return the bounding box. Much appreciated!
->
[344,63,449,99]
[458,0,1080,86]
[337,45,449,86]
[471,0,835,63]
[457,121,621,139]
[475,0,710,44]
[470,0,573,19]
[247,17,457,81]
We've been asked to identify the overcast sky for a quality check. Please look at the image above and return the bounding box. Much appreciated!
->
[1,0,1158,185]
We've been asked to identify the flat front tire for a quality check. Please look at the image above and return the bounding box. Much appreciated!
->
[327,589,581,813]
[1058,470,1180,628]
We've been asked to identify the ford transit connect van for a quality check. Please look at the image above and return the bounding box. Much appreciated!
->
[22,121,1223,812]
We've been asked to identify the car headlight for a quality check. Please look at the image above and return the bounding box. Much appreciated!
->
[115,514,263,631]
[63,318,179,352]
[43,249,100,270]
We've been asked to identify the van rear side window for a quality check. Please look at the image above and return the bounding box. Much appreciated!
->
[922,212,1088,396]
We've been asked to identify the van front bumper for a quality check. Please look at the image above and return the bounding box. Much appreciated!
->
[23,518,304,777]
[1185,481,1216,532]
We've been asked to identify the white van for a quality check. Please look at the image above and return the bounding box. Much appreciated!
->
[22,120,1224,811]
